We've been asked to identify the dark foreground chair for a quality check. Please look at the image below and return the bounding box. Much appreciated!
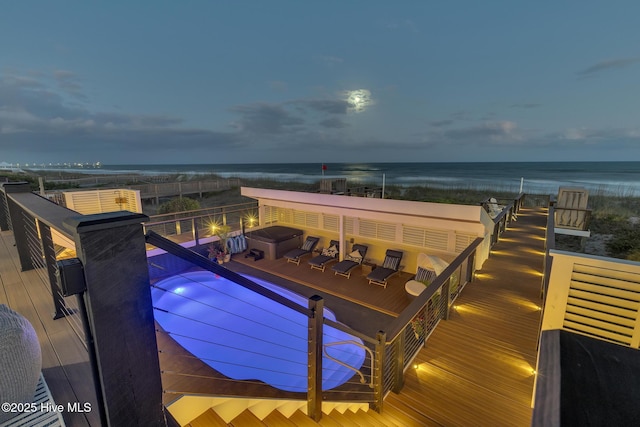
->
[367,249,404,288]
[284,236,319,265]
[332,244,368,278]
[308,240,340,271]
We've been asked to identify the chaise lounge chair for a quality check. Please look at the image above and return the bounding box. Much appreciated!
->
[284,236,320,265]
[308,240,340,271]
[367,249,404,288]
[332,244,368,278]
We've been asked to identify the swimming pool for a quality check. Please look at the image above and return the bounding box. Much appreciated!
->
[151,271,366,392]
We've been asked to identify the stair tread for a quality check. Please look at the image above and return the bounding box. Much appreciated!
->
[289,410,325,427]
[229,410,266,427]
[347,409,392,427]
[262,409,301,427]
[187,408,229,427]
[321,410,362,427]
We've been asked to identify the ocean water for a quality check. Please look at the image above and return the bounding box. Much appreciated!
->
[42,162,640,196]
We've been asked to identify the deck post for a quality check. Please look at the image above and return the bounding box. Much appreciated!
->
[372,331,386,413]
[192,217,199,245]
[392,330,405,393]
[4,182,36,271]
[466,250,477,284]
[0,184,13,231]
[64,211,166,426]
[307,295,324,421]
[442,278,452,320]
[39,221,69,319]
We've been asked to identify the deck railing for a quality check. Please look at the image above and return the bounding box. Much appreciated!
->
[145,228,483,419]
[381,238,483,395]
[482,193,526,247]
[43,177,242,205]
[0,182,520,424]
[129,178,241,201]
[541,202,556,300]
[533,201,640,422]
[146,231,379,421]
[0,182,173,426]
[144,201,258,246]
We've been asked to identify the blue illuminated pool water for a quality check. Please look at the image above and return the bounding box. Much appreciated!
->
[152,271,365,392]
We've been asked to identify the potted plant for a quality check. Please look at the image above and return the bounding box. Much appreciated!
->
[207,243,223,263]
[213,224,232,262]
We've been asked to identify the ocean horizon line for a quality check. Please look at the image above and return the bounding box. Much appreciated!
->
[22,161,640,197]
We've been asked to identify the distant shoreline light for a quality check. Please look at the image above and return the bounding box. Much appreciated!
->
[1,162,103,169]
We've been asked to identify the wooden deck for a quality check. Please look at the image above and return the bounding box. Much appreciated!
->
[0,231,100,427]
[1,206,546,426]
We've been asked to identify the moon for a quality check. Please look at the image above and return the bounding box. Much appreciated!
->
[345,89,372,113]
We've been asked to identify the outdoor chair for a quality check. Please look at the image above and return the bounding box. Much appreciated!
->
[404,255,440,296]
[283,236,319,265]
[308,240,340,271]
[367,249,403,288]
[332,244,368,278]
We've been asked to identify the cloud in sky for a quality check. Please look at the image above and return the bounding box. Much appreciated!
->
[440,121,521,144]
[229,103,305,135]
[577,57,640,77]
[268,81,288,92]
[313,55,344,67]
[290,99,351,115]
[2,67,640,164]
[385,19,420,34]
[3,2,640,163]
[429,119,454,128]
[318,117,348,129]
[53,70,85,99]
[510,103,541,109]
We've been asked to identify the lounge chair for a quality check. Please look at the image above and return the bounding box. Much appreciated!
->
[367,250,404,288]
[284,236,320,265]
[486,197,503,219]
[405,253,441,296]
[332,244,368,278]
[308,240,340,271]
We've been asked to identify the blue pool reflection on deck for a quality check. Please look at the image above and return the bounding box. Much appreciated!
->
[152,271,366,392]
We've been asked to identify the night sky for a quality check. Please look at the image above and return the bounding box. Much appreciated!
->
[2,2,640,165]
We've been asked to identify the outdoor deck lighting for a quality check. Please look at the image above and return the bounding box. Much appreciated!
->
[207,220,224,235]
[245,215,257,227]
[523,248,545,256]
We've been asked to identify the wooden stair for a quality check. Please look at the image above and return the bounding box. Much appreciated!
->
[169,396,371,426]
[186,406,414,427]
